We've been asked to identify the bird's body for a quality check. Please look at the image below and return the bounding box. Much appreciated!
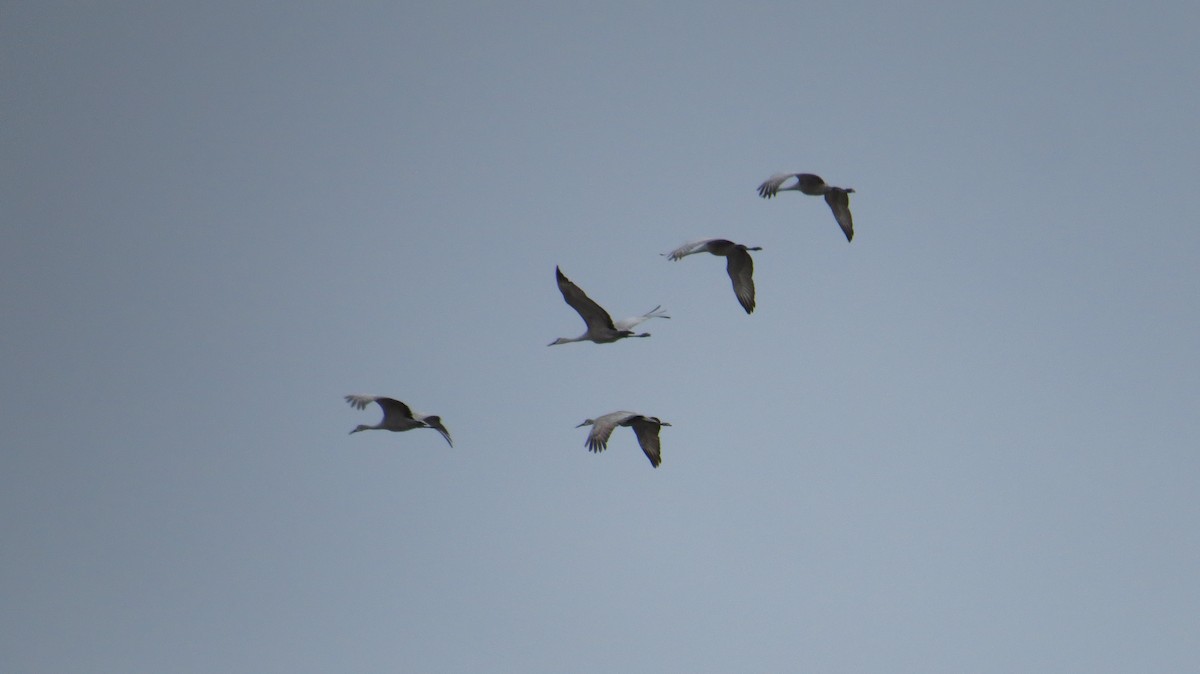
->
[757,172,855,242]
[345,394,453,447]
[549,266,669,345]
[576,411,672,468]
[664,238,761,314]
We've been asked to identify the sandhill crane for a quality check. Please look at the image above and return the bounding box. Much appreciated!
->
[549,266,669,345]
[344,394,452,447]
[664,238,762,314]
[576,411,672,468]
[757,172,855,242]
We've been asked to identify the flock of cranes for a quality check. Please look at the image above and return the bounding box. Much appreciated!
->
[346,172,856,467]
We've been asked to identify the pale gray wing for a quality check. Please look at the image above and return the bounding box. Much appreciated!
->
[344,394,376,410]
[825,189,854,242]
[556,266,617,331]
[585,411,636,453]
[664,239,715,261]
[726,249,756,314]
[756,173,796,198]
[628,417,664,468]
[613,305,669,332]
[345,394,414,420]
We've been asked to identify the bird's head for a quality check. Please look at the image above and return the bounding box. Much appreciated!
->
[575,419,595,428]
[548,337,571,346]
[349,424,371,434]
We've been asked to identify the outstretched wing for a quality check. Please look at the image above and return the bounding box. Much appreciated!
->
[628,417,664,468]
[757,173,795,198]
[664,239,716,261]
[422,415,453,448]
[584,411,636,453]
[613,305,669,332]
[345,394,414,418]
[345,395,417,429]
[725,249,756,314]
[374,397,416,422]
[556,266,617,331]
[345,394,376,411]
[824,189,854,242]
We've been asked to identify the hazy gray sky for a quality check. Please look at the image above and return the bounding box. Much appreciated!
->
[3,2,1198,672]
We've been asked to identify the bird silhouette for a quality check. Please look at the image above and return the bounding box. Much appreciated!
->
[549,266,668,345]
[664,238,762,314]
[757,172,855,242]
[576,411,672,468]
[345,395,452,447]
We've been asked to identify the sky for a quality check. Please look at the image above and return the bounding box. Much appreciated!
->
[2,2,1198,672]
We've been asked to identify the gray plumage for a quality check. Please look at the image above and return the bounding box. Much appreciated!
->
[664,238,762,314]
[576,411,672,468]
[345,394,452,447]
[549,266,669,345]
[757,172,855,242]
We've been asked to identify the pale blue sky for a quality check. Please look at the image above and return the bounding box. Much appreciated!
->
[3,2,1198,672]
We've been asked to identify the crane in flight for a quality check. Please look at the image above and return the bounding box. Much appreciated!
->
[576,411,672,468]
[664,238,762,314]
[344,395,452,447]
[757,172,855,242]
[549,266,668,345]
